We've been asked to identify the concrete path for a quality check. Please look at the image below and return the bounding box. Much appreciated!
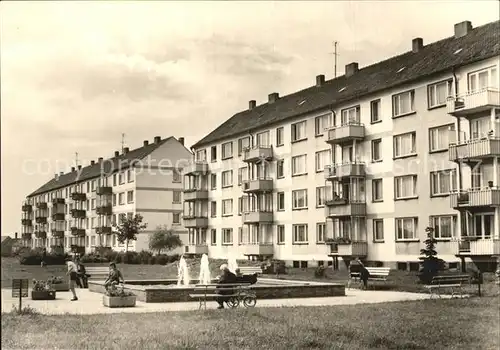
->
[1,288,458,315]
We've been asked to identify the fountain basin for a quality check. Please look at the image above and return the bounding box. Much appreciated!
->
[88,278,345,303]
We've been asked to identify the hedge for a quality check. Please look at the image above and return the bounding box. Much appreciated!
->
[80,251,180,265]
[16,248,69,265]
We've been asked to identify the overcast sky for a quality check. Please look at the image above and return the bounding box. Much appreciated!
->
[1,1,498,235]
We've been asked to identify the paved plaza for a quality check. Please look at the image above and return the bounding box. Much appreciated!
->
[1,288,457,315]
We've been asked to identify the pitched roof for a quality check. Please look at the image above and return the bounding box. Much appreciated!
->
[193,20,500,148]
[28,137,176,198]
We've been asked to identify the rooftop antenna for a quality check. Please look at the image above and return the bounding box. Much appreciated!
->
[330,41,339,78]
[121,133,126,153]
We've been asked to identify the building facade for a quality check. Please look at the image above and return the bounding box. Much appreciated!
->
[20,136,192,254]
[183,20,500,270]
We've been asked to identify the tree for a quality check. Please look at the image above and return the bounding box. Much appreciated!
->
[149,225,183,255]
[113,214,147,252]
[418,226,445,283]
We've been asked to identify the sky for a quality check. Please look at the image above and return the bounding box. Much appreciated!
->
[1,1,498,235]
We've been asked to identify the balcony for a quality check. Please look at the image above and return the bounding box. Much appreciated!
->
[70,227,86,237]
[71,209,87,218]
[325,200,366,217]
[243,146,273,163]
[52,213,65,221]
[71,245,85,254]
[35,231,47,239]
[456,238,500,256]
[183,216,209,228]
[328,241,368,257]
[96,205,112,215]
[242,178,273,193]
[96,186,112,196]
[22,203,33,212]
[449,137,500,162]
[326,123,365,144]
[450,188,500,209]
[185,244,209,255]
[22,233,32,240]
[21,219,32,226]
[183,188,209,201]
[51,230,64,239]
[71,192,87,201]
[96,226,112,234]
[36,202,47,210]
[239,243,274,256]
[184,161,209,176]
[35,216,47,224]
[446,88,500,116]
[52,198,65,205]
[242,211,273,224]
[324,162,366,180]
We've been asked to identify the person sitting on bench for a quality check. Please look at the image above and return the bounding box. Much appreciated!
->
[104,262,124,290]
[215,264,237,309]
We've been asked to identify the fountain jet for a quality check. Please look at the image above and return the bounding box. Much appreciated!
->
[177,255,190,286]
[198,254,211,285]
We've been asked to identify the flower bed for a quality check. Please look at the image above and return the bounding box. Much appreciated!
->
[47,276,69,291]
[103,283,136,308]
[31,279,56,300]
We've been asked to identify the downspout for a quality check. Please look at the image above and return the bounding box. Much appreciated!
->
[452,68,464,190]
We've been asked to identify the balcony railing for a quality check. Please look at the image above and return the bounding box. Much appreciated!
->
[52,213,65,221]
[243,146,273,163]
[446,88,500,116]
[185,244,209,255]
[22,203,33,212]
[51,230,64,239]
[326,122,365,144]
[96,205,112,215]
[35,231,47,239]
[35,216,47,224]
[96,226,112,234]
[21,219,32,226]
[52,198,65,205]
[325,199,366,217]
[456,238,500,255]
[183,216,209,228]
[183,189,209,201]
[242,211,273,223]
[324,162,366,180]
[328,241,368,256]
[184,161,209,176]
[449,137,500,161]
[238,243,274,255]
[70,227,86,237]
[71,192,87,201]
[450,188,500,209]
[96,186,112,196]
[22,233,32,240]
[241,178,274,193]
[70,209,87,218]
[36,202,48,210]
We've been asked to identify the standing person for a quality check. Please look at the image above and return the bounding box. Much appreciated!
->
[354,258,370,290]
[65,257,78,301]
[215,264,237,309]
[40,248,47,267]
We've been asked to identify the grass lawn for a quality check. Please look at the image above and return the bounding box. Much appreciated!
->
[2,298,499,349]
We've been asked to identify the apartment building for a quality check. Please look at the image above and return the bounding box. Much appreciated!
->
[20,136,192,254]
[183,20,500,270]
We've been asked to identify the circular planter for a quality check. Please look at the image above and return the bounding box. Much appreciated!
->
[31,290,56,300]
[102,295,136,308]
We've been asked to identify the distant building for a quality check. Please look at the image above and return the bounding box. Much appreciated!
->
[1,233,22,256]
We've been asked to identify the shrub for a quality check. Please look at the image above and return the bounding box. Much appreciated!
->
[137,251,153,264]
[418,226,445,284]
[80,254,109,264]
[156,254,169,265]
[105,283,135,297]
[18,249,68,265]
[314,265,326,278]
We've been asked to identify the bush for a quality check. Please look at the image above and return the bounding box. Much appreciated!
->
[156,254,169,265]
[18,249,69,265]
[137,251,153,264]
[314,265,326,278]
[418,227,445,284]
[80,253,109,264]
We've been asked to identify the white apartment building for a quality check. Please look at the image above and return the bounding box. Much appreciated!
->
[183,20,500,271]
[21,136,192,254]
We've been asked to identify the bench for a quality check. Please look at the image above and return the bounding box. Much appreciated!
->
[348,267,392,290]
[189,283,256,310]
[424,274,471,299]
[85,267,109,280]
[238,266,263,275]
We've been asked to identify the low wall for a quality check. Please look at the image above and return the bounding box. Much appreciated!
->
[88,278,345,303]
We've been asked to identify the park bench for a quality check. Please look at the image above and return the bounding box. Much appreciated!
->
[85,267,109,280]
[238,266,263,275]
[424,274,471,299]
[189,283,256,310]
[348,267,392,290]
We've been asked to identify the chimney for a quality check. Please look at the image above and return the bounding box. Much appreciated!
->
[91,160,95,165]
[249,100,256,110]
[268,92,279,103]
[178,137,185,146]
[123,147,130,154]
[316,75,325,87]
[78,165,82,170]
[59,171,64,176]
[154,136,161,144]
[15,232,18,239]
[345,62,359,77]
[412,38,424,53]
[98,157,103,163]
[54,173,58,180]
[114,151,120,157]
[71,167,75,172]
[454,21,472,39]
[143,140,149,146]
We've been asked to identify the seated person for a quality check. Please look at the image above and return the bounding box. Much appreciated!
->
[215,264,237,309]
[104,262,124,290]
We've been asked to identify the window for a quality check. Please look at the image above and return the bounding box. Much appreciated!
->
[291,155,307,176]
[340,106,360,125]
[316,186,326,207]
[277,225,285,244]
[173,213,180,224]
[392,90,415,117]
[276,127,284,146]
[238,197,243,215]
[113,174,117,186]
[370,99,381,123]
[210,201,217,217]
[394,175,417,199]
[172,190,181,203]
[127,190,134,204]
[396,217,418,240]
[222,170,233,187]
[196,149,207,161]
[119,193,124,205]
[430,169,457,196]
[210,146,217,162]
[91,180,96,191]
[222,228,233,245]
[468,66,498,92]
[315,113,332,136]
[292,189,308,210]
[372,179,383,202]
[238,167,248,185]
[430,215,455,239]
[276,159,284,179]
[210,229,217,245]
[315,150,331,172]
[393,132,416,158]
[118,174,124,185]
[91,199,96,209]
[316,222,326,243]
[256,131,270,147]
[292,224,308,244]
[238,137,251,155]
[112,194,117,207]
[428,80,452,108]
[172,170,181,183]
[222,199,233,216]
[210,174,217,189]
[277,192,285,211]
[291,121,307,142]
[221,142,233,159]
[373,219,384,241]
[429,124,455,152]
[371,139,382,162]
